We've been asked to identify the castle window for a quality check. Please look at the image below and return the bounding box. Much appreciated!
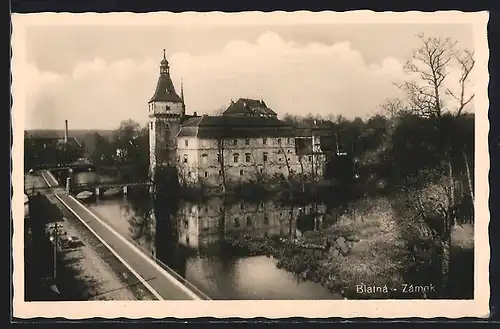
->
[183,154,188,163]
[233,153,239,163]
[204,171,208,178]
[233,139,238,146]
[245,153,251,163]
[185,139,189,147]
[262,137,267,145]
[201,154,208,166]
[277,138,282,145]
[263,152,268,162]
[287,138,292,144]
[240,169,244,176]
[233,218,240,228]
[240,204,244,210]
[260,168,263,174]
[245,138,250,145]
[246,216,252,227]
[150,122,153,130]
[308,155,312,161]
[219,170,222,175]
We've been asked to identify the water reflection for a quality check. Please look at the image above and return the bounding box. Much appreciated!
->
[83,186,338,300]
[177,198,327,251]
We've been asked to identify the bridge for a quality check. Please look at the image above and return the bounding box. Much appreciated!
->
[29,161,95,172]
[70,180,154,196]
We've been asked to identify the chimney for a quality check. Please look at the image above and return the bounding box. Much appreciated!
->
[193,111,198,117]
[64,120,68,145]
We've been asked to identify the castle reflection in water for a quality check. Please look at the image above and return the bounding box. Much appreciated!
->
[175,198,327,250]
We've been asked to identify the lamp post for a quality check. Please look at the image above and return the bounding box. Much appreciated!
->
[48,222,60,280]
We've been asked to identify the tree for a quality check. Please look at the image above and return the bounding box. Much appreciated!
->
[216,138,227,193]
[113,119,141,162]
[388,33,475,295]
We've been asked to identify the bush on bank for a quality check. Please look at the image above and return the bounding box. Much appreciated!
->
[224,196,473,299]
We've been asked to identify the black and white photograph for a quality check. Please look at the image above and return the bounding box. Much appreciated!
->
[12,11,490,318]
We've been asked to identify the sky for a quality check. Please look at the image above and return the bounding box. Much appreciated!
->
[23,18,475,130]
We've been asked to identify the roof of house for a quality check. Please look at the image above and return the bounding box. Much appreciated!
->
[177,115,295,139]
[222,98,277,117]
[149,72,183,103]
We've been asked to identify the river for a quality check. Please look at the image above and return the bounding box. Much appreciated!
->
[72,172,340,300]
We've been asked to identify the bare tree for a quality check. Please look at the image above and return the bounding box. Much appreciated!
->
[447,48,475,116]
[216,138,227,193]
[396,34,457,119]
[278,141,296,198]
[380,97,408,118]
[278,142,293,181]
[392,34,476,295]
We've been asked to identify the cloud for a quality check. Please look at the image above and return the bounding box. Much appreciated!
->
[25,32,472,130]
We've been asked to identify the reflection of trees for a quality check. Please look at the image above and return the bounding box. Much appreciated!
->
[125,197,155,252]
[152,195,188,278]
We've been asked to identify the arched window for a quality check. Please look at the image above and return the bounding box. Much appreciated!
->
[201,154,208,166]
[233,153,239,163]
[245,153,251,163]
[263,152,268,162]
[183,154,188,164]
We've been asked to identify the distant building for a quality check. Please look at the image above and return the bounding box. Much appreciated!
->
[148,50,330,186]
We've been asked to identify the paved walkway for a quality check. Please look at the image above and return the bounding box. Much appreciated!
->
[54,192,202,300]
[29,170,205,300]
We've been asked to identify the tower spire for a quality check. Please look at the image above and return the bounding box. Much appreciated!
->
[160,49,169,75]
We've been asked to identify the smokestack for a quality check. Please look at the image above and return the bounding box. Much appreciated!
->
[64,120,68,145]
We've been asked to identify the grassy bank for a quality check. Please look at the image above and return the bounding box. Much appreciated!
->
[225,196,474,299]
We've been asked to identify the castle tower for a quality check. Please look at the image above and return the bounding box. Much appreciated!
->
[148,49,185,178]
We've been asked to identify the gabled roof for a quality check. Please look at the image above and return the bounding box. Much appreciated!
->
[222,98,277,117]
[177,115,295,139]
[149,73,183,103]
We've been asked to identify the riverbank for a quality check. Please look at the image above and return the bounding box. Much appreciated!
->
[225,196,474,299]
[24,180,152,301]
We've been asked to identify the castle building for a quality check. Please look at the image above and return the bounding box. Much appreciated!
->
[148,50,328,186]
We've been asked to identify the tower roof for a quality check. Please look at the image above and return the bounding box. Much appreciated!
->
[149,49,184,103]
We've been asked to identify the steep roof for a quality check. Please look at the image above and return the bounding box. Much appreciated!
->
[222,98,277,117]
[177,115,295,139]
[149,73,184,103]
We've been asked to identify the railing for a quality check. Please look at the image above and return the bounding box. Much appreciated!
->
[73,181,154,190]
[64,194,210,300]
[127,239,211,301]
[31,163,94,169]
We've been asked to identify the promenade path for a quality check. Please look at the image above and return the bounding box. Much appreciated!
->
[34,170,206,300]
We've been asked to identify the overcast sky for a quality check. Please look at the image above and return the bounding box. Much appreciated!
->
[23,18,474,130]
